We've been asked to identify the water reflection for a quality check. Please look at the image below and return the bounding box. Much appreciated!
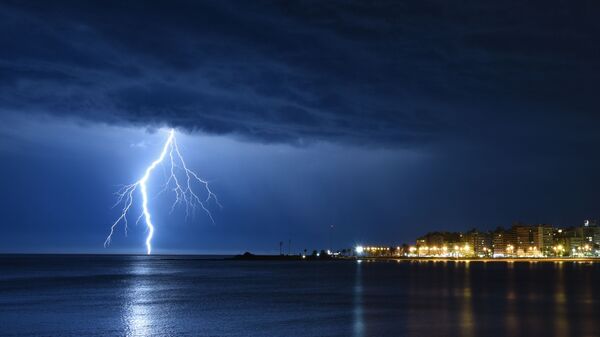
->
[459,261,474,337]
[581,266,594,336]
[554,262,568,337]
[353,261,364,337]
[123,259,156,337]
[5,255,600,337]
[505,262,518,337]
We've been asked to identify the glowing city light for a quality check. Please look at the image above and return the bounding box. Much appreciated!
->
[104,129,220,254]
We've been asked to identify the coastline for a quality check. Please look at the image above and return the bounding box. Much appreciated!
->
[230,252,600,263]
[358,257,600,263]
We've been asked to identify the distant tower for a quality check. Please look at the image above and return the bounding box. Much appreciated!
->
[329,224,335,252]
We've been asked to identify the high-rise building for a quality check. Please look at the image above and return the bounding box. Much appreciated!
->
[465,229,492,256]
[492,228,506,256]
[514,225,532,251]
[492,227,517,257]
[534,224,554,256]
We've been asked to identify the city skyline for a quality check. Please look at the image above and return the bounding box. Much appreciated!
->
[354,219,600,259]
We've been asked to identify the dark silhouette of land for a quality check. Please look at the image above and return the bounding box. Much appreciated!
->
[230,252,336,261]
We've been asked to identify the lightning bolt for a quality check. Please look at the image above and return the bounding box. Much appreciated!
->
[104,129,220,254]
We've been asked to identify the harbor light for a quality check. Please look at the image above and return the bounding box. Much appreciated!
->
[355,246,364,254]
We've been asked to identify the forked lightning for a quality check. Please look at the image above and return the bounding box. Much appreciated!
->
[104,129,220,254]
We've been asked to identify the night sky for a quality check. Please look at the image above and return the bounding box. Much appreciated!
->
[1,1,599,254]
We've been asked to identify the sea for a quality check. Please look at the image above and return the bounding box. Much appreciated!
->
[0,255,599,337]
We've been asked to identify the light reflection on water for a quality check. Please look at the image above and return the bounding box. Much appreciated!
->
[554,262,568,337]
[398,259,600,337]
[460,261,474,337]
[352,261,364,337]
[123,261,155,337]
[1,255,600,337]
[505,261,518,337]
[581,268,594,336]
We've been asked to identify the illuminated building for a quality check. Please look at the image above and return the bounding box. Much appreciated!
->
[465,229,492,257]
[492,227,517,257]
[354,221,600,259]
[534,225,554,256]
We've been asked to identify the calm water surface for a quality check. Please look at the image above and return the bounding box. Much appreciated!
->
[0,255,599,337]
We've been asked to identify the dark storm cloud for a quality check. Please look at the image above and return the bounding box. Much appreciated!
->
[1,1,599,145]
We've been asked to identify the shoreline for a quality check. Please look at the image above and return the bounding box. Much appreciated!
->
[356,257,600,263]
[230,253,600,263]
[2,253,600,263]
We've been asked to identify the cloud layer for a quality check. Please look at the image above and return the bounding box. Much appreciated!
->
[1,1,598,145]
